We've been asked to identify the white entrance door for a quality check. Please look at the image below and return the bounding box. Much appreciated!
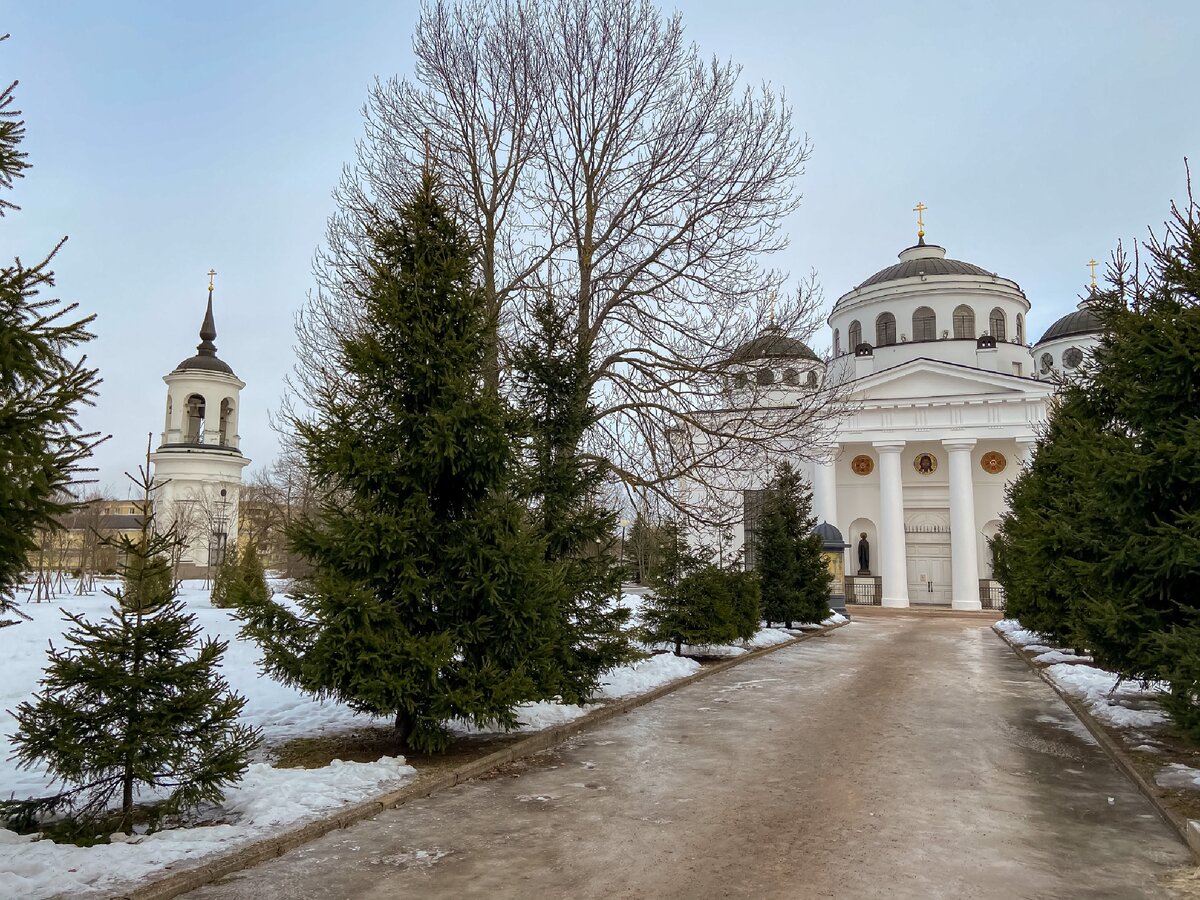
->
[905,511,952,605]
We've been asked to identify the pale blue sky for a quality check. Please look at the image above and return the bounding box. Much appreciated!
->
[7,1,1198,493]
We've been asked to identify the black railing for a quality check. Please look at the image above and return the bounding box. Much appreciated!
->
[846,577,880,606]
[979,582,1005,611]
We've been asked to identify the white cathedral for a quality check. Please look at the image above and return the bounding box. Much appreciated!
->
[723,221,1101,611]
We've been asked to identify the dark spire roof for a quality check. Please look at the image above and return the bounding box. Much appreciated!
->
[729,325,820,364]
[175,288,235,375]
[1036,305,1102,345]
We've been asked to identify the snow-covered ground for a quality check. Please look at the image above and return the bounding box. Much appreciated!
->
[994,620,1173,757]
[0,581,831,898]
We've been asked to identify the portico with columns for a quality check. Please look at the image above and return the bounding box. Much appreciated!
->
[719,214,1062,610]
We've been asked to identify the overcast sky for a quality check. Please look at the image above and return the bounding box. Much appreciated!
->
[7,1,1198,494]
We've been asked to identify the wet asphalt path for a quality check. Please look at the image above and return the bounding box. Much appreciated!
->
[186,616,1195,900]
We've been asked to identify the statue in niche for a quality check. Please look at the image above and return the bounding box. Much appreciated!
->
[857,532,870,575]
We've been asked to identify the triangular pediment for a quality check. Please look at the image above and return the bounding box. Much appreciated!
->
[847,358,1050,402]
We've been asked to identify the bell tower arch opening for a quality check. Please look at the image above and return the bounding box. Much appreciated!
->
[185,394,207,443]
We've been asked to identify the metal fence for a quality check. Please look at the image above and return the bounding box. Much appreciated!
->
[979,582,1005,611]
[846,577,881,606]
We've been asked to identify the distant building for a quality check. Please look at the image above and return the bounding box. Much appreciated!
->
[149,281,250,579]
[710,224,1102,611]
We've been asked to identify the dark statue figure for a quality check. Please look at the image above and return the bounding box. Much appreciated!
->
[857,532,870,575]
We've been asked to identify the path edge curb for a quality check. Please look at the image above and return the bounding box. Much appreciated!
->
[116,620,848,900]
[992,626,1200,860]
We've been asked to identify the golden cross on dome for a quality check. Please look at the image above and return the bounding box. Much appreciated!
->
[1087,258,1098,290]
[913,202,927,238]
[207,269,218,293]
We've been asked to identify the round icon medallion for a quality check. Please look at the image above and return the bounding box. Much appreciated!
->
[981,451,1007,474]
[913,452,938,475]
[850,454,874,476]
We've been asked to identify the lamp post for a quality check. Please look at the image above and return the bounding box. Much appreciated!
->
[617,517,631,606]
[211,488,229,581]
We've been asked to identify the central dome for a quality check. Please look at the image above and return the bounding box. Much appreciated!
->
[857,239,995,289]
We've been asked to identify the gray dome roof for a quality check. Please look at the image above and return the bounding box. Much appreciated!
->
[175,291,236,376]
[175,353,235,375]
[858,256,994,288]
[812,521,845,546]
[729,327,819,364]
[1037,305,1102,345]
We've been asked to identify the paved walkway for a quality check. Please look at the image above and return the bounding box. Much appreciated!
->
[188,617,1195,899]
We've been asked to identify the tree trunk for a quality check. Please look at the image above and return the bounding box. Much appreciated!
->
[394,710,414,749]
[674,637,682,657]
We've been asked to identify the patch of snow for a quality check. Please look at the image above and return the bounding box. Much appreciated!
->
[993,619,1044,647]
[1032,649,1094,666]
[1156,764,1200,791]
[740,628,795,649]
[594,653,701,699]
[822,612,848,625]
[0,756,415,899]
[1045,663,1168,730]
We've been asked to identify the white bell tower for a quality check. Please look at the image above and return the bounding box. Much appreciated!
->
[149,273,250,578]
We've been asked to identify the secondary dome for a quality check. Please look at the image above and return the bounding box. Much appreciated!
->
[175,291,236,376]
[729,326,819,364]
[1037,304,1101,345]
[856,238,995,289]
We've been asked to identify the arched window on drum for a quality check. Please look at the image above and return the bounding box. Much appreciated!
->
[848,320,862,349]
[952,305,975,339]
[989,307,1006,341]
[912,306,936,342]
[875,312,896,347]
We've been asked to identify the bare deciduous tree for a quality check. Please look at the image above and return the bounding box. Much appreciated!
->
[290,0,840,526]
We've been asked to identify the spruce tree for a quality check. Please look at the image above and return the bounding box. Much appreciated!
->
[1,448,259,837]
[209,544,241,609]
[727,567,762,641]
[513,292,633,704]
[1070,198,1200,729]
[993,183,1200,736]
[641,524,751,654]
[228,542,271,610]
[757,464,832,627]
[237,172,560,753]
[0,38,102,615]
[991,395,1102,645]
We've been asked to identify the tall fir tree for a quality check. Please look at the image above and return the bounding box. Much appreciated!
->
[1,445,259,837]
[991,394,1103,646]
[237,172,560,753]
[757,463,832,627]
[0,37,102,615]
[512,292,633,704]
[993,182,1200,736]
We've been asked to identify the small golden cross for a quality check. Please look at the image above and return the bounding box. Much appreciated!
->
[207,269,218,292]
[1087,258,1098,290]
[913,202,927,238]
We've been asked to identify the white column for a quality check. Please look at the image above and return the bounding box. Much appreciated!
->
[1014,436,1037,468]
[873,441,909,608]
[943,438,982,611]
[812,448,840,529]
